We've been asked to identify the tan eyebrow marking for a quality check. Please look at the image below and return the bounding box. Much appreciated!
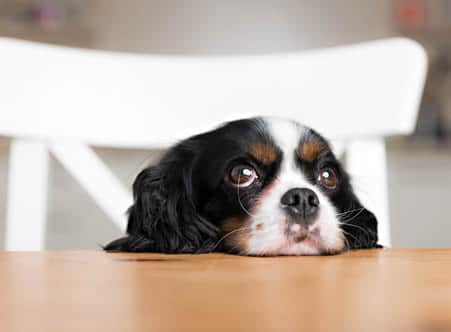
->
[248,143,277,164]
[297,140,327,161]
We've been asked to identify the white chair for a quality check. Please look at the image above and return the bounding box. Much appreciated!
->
[0,37,427,250]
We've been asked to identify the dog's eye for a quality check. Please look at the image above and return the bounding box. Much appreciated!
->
[228,165,258,187]
[318,167,337,189]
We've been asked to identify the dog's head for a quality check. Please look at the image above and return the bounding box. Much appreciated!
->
[105,117,379,255]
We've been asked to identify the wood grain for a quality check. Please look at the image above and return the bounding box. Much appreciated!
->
[1,249,451,332]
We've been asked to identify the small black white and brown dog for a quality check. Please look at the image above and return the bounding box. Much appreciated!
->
[105,117,380,256]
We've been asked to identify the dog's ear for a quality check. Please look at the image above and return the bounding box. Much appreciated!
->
[332,164,381,249]
[340,202,381,249]
[104,146,219,253]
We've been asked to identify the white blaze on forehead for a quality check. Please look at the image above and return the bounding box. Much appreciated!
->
[265,117,304,151]
[264,117,310,187]
[265,117,304,165]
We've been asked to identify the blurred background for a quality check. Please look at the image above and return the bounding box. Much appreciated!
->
[0,0,449,249]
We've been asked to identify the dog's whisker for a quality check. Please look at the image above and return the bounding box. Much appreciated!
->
[211,222,282,253]
[339,228,359,249]
[236,176,274,220]
[339,222,372,247]
[339,221,371,234]
[337,209,366,223]
[214,222,284,253]
[236,176,260,218]
[209,226,254,252]
[336,207,365,217]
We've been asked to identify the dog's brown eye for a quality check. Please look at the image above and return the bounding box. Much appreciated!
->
[318,167,337,189]
[229,165,258,187]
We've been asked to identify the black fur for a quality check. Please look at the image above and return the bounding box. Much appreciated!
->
[104,140,220,253]
[105,117,380,254]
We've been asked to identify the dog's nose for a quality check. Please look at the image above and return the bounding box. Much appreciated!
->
[280,188,319,222]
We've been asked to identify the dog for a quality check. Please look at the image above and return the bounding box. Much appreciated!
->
[105,117,380,255]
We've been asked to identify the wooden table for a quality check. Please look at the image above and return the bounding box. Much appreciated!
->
[1,249,451,332]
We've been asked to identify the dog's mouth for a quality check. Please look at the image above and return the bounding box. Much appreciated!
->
[222,207,346,256]
[238,219,345,256]
[268,223,326,255]
[286,222,321,243]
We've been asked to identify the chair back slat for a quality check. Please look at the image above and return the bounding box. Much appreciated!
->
[0,38,427,148]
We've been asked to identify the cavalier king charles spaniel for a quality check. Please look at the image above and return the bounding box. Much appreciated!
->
[105,117,380,255]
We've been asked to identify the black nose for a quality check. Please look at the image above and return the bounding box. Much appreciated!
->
[280,188,319,221]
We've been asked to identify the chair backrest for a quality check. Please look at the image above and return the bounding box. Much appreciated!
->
[0,37,426,147]
[0,37,427,250]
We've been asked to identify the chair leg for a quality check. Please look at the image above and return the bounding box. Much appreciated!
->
[5,139,49,250]
[346,138,391,247]
[50,142,131,232]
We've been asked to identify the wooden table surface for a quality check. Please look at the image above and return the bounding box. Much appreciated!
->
[1,249,451,332]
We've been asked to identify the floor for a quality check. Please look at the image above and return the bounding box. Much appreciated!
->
[0,137,449,249]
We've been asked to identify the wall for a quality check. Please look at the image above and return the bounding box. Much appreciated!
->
[91,0,395,54]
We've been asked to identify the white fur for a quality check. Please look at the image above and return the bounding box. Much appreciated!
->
[244,118,344,255]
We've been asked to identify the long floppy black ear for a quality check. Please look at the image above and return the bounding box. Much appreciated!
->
[104,146,219,253]
[340,203,381,249]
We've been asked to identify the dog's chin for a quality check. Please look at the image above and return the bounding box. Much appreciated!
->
[244,238,346,257]
[263,239,346,256]
[226,218,347,257]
